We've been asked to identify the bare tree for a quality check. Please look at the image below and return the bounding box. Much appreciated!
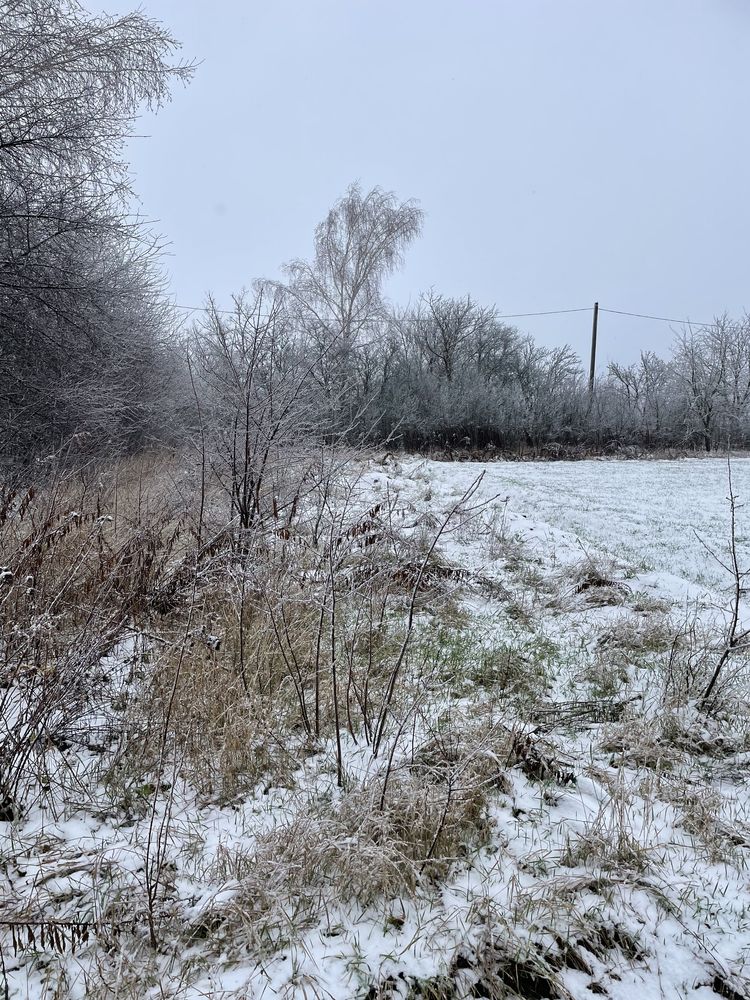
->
[283,184,423,350]
[0,0,193,463]
[515,339,582,450]
[190,285,313,532]
[414,292,496,383]
[715,315,750,443]
[276,184,422,437]
[672,322,730,451]
[0,1,191,183]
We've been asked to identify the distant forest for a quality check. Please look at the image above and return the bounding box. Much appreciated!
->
[3,1,749,473]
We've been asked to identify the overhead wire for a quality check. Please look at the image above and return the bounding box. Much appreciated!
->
[168,301,722,326]
[495,307,592,319]
[168,302,596,319]
[599,307,715,327]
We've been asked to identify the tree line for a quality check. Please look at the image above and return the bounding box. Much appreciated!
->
[3,0,750,475]
[0,0,192,465]
[188,191,750,465]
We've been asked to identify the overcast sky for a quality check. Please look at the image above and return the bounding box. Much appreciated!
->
[111,0,750,368]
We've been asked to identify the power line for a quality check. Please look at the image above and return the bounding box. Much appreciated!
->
[172,302,235,315]
[168,300,719,327]
[169,302,595,319]
[599,307,714,327]
[497,307,592,319]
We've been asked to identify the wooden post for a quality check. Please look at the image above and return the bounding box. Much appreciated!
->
[588,302,599,395]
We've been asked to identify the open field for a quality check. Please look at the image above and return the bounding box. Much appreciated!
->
[2,455,750,999]
[417,456,750,595]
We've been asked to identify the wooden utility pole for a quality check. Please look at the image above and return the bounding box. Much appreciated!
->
[588,301,599,395]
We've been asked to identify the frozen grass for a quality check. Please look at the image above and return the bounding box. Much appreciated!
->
[3,453,750,998]
[420,455,750,593]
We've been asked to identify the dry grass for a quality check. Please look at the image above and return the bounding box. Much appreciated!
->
[0,456,195,810]
[560,773,660,874]
[596,612,675,656]
[183,711,512,959]
[193,773,491,959]
[0,450,477,807]
[6,450,750,998]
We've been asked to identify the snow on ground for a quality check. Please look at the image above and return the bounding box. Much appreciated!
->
[400,456,750,593]
[3,456,750,998]
[379,455,750,632]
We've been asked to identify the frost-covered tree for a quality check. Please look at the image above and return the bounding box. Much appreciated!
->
[283,184,423,350]
[0,0,193,463]
[671,321,735,451]
[190,285,322,531]
[278,184,422,434]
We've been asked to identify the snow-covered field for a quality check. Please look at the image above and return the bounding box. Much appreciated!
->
[3,456,750,999]
[410,456,750,593]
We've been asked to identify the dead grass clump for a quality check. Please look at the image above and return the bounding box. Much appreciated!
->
[198,811,409,954]
[600,716,679,771]
[345,771,491,880]
[463,886,649,999]
[404,974,457,999]
[446,898,646,1000]
[561,769,660,874]
[575,919,647,964]
[597,613,675,656]
[514,561,558,599]
[659,781,747,862]
[602,707,749,780]
[562,821,652,874]
[658,710,745,758]
[550,557,631,611]
[575,575,630,607]
[455,926,591,1000]
[577,648,631,699]
[201,756,498,956]
[561,814,653,875]
[408,723,513,803]
[128,643,301,803]
[629,591,672,614]
[474,943,561,999]
[482,503,519,563]
[0,473,191,808]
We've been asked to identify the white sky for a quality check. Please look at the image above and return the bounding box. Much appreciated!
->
[111,0,750,368]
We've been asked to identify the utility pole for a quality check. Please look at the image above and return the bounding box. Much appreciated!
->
[588,301,599,395]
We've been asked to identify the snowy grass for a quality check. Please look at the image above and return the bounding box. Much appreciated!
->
[3,453,750,998]
[422,455,750,594]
